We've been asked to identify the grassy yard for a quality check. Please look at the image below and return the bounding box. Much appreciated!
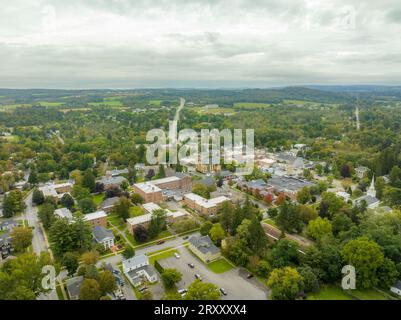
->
[262,218,277,228]
[207,258,234,274]
[347,288,390,300]
[92,193,104,206]
[307,285,353,300]
[147,248,178,265]
[39,101,64,107]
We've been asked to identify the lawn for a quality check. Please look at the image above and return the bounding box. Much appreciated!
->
[233,102,271,109]
[207,258,234,274]
[149,99,162,106]
[348,289,390,300]
[262,218,277,228]
[307,285,353,300]
[147,248,178,265]
[107,213,126,230]
[129,206,144,217]
[92,193,104,206]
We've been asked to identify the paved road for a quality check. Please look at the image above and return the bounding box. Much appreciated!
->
[24,192,49,255]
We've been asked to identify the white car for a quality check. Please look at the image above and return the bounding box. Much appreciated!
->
[174,252,181,259]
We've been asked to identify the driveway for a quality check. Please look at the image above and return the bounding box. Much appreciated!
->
[158,248,269,300]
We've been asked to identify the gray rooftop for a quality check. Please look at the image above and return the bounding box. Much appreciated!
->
[66,276,84,300]
[267,175,315,193]
[101,196,120,208]
[92,226,114,242]
[189,235,220,255]
[354,195,380,207]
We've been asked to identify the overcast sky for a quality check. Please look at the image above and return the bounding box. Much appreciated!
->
[1,0,401,89]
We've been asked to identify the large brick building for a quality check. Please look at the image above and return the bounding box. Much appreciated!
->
[132,174,192,203]
[184,193,229,216]
[84,210,108,228]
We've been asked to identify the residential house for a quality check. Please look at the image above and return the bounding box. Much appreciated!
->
[101,196,120,213]
[54,207,73,222]
[122,254,158,286]
[355,166,370,179]
[38,182,73,202]
[92,226,115,249]
[66,276,84,300]
[188,235,221,263]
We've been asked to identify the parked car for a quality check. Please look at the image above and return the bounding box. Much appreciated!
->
[156,240,165,245]
[188,263,195,268]
[220,288,228,296]
[178,289,187,295]
[246,273,254,279]
[174,252,181,259]
[195,274,203,281]
[182,236,189,240]
[139,286,148,292]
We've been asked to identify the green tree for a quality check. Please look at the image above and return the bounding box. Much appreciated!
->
[200,221,213,236]
[148,209,167,239]
[276,202,303,233]
[341,236,384,289]
[81,250,100,266]
[297,187,311,204]
[10,227,33,252]
[99,270,117,294]
[82,169,96,192]
[184,280,221,300]
[113,197,131,221]
[298,266,319,293]
[122,245,135,259]
[60,193,75,209]
[161,268,182,289]
[270,239,300,268]
[267,267,304,300]
[79,278,102,300]
[38,203,55,229]
[78,197,96,214]
[192,183,210,199]
[209,223,226,246]
[32,189,45,205]
[28,170,38,185]
[0,252,52,300]
[306,217,333,240]
[63,252,80,276]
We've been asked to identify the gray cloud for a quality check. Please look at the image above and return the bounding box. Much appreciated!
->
[0,0,401,88]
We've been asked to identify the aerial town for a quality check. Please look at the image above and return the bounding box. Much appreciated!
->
[1,0,401,309]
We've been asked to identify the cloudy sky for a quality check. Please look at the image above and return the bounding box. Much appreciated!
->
[1,0,401,88]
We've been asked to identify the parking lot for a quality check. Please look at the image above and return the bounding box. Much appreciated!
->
[158,248,269,300]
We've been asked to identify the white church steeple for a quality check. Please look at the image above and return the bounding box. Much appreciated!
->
[367,175,376,198]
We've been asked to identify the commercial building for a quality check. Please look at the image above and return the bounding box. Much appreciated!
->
[184,193,229,216]
[38,182,73,202]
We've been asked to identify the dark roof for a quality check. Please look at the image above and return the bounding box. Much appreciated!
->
[101,196,120,208]
[189,235,220,255]
[66,276,84,299]
[92,226,114,242]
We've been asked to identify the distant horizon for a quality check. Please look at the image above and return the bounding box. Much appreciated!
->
[1,83,401,91]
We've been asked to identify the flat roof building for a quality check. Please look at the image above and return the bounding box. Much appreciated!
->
[184,193,230,216]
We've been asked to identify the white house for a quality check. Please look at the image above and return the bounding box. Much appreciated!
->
[122,254,158,286]
[92,226,115,249]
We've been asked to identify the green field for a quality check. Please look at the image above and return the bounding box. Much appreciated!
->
[38,101,64,106]
[262,218,277,227]
[207,258,234,273]
[233,102,271,109]
[149,99,162,105]
[88,98,123,107]
[307,285,353,300]
[191,107,236,115]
